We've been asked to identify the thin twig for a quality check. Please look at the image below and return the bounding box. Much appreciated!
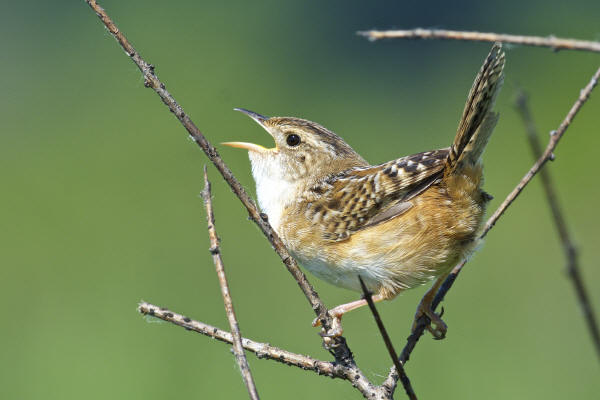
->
[359,29,600,53]
[359,278,417,400]
[138,302,382,398]
[391,65,600,381]
[84,0,341,339]
[201,167,260,399]
[138,302,337,376]
[515,91,600,361]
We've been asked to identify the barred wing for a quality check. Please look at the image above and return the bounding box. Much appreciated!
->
[304,148,449,241]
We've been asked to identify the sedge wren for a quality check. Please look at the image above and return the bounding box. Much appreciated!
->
[224,44,505,338]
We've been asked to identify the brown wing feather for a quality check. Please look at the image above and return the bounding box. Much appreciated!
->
[304,148,449,241]
[446,43,505,173]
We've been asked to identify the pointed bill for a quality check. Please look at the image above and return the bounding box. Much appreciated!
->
[226,108,275,152]
[222,141,268,152]
[234,108,268,125]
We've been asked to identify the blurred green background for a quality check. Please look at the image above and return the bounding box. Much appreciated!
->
[1,0,599,398]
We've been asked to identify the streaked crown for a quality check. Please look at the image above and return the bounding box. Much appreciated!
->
[225,109,368,183]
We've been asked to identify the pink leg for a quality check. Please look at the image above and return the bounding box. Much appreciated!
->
[312,294,386,337]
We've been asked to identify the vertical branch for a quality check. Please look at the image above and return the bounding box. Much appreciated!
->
[515,91,600,361]
[202,167,260,400]
[358,278,417,400]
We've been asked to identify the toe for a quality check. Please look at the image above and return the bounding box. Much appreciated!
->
[319,316,344,338]
[312,313,344,338]
[426,320,447,340]
[413,302,448,339]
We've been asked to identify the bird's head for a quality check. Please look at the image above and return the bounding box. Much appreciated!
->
[224,108,367,185]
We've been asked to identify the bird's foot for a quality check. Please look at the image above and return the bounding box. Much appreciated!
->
[312,295,385,338]
[312,307,345,338]
[412,300,447,340]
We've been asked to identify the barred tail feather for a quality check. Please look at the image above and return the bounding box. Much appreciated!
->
[446,43,505,174]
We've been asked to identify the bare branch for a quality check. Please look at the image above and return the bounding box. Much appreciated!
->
[201,167,260,399]
[359,29,600,53]
[359,278,417,400]
[138,302,337,376]
[138,302,383,399]
[84,0,341,338]
[515,91,600,361]
[392,65,600,382]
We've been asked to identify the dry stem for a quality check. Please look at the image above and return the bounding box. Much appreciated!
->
[202,167,260,399]
[359,278,416,399]
[359,29,600,53]
[137,302,382,398]
[137,302,338,376]
[515,91,600,361]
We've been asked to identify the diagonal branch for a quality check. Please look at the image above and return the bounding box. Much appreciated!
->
[358,29,600,53]
[359,277,416,400]
[482,66,600,237]
[85,0,370,396]
[137,302,381,398]
[515,91,600,361]
[137,302,338,376]
[392,65,600,379]
[201,167,260,399]
[84,0,341,339]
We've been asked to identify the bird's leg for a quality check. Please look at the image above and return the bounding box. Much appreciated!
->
[313,294,386,337]
[413,272,450,340]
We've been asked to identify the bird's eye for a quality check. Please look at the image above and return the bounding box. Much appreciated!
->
[286,134,301,147]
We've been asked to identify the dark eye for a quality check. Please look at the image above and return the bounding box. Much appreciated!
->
[286,134,301,147]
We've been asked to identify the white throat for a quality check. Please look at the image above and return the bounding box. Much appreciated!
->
[248,151,299,233]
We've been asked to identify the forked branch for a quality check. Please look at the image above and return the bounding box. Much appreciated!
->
[138,302,339,376]
[137,301,381,398]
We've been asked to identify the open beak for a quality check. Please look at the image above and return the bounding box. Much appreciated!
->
[221,141,268,152]
[233,108,268,125]
[223,108,273,152]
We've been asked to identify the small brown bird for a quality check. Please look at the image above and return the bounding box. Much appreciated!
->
[225,44,505,338]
